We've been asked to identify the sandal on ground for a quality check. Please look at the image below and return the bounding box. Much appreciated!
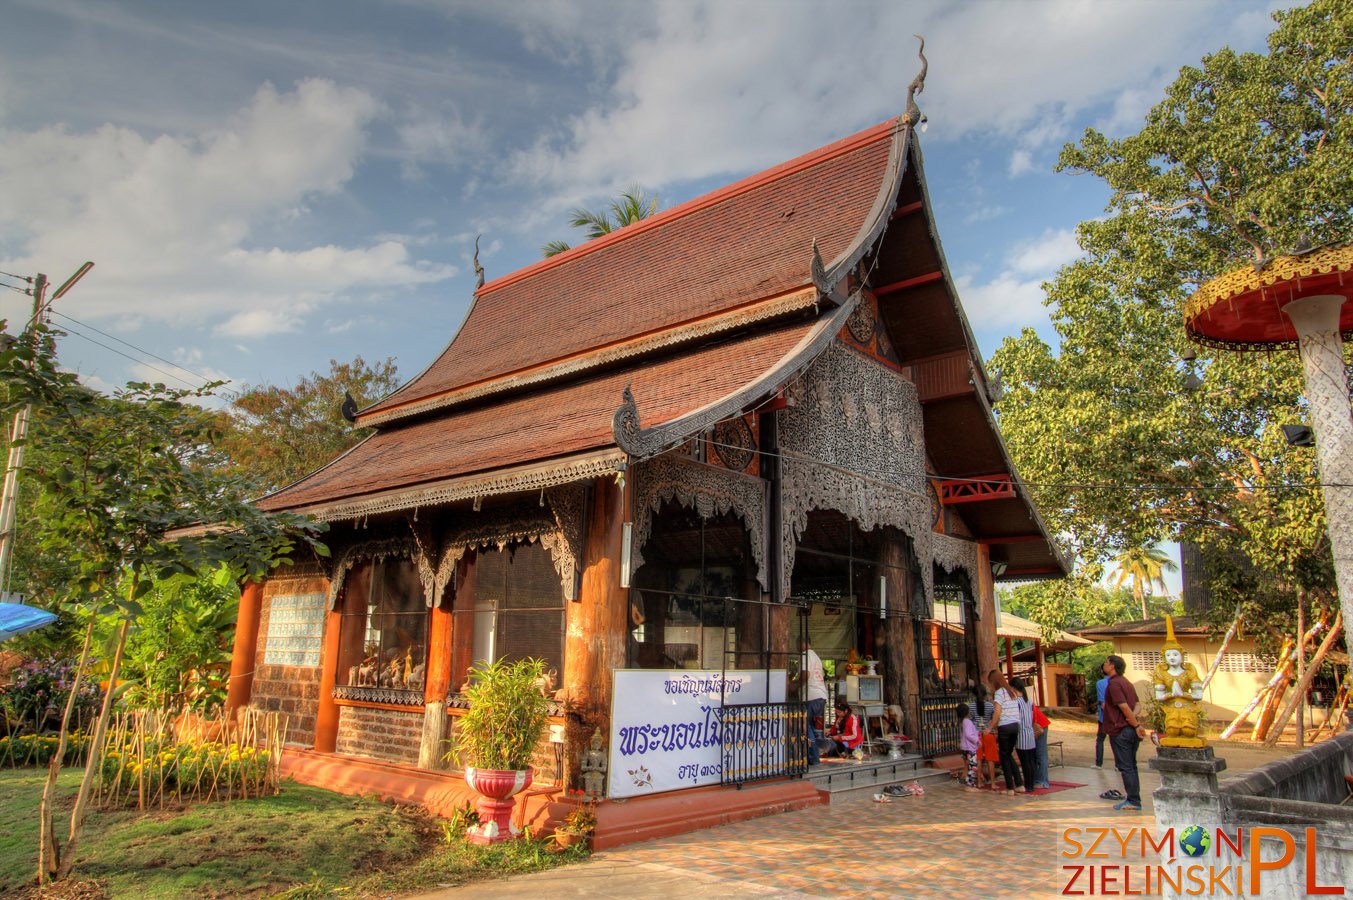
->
[1099,789,1124,800]
[1114,800,1142,811]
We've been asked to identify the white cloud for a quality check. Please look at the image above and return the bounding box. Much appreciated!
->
[955,228,1082,328]
[497,0,1272,200]
[0,78,454,339]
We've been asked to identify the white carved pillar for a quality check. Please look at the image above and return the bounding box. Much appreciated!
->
[1283,295,1353,635]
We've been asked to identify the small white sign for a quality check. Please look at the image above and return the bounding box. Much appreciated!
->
[608,669,786,799]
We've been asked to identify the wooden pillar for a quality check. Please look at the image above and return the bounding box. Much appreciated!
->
[881,527,918,736]
[974,543,998,680]
[562,476,630,783]
[225,581,265,715]
[314,607,344,753]
[1004,638,1014,679]
[419,599,455,769]
[1035,640,1047,707]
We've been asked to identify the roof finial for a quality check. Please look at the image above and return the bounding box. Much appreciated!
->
[810,238,827,287]
[473,234,486,290]
[902,35,928,130]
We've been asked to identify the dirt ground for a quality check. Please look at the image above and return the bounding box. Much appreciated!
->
[1046,710,1304,774]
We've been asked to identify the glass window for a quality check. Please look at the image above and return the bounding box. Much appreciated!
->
[336,557,428,701]
[454,543,566,689]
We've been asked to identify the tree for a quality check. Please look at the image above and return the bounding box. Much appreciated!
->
[541,186,661,257]
[218,356,399,492]
[120,567,240,710]
[0,321,327,882]
[1109,546,1178,620]
[989,0,1352,632]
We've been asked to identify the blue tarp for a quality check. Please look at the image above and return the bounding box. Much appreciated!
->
[0,601,57,641]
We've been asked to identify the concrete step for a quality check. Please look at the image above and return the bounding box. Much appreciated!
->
[805,753,952,801]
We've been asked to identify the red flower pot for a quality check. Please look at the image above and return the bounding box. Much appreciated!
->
[463,767,533,844]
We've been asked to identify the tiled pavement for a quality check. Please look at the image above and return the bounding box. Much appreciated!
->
[417,763,1157,899]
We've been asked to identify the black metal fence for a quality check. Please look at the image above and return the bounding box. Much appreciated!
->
[719,701,809,787]
[916,692,968,758]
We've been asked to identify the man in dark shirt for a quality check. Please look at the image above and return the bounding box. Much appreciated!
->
[1102,655,1146,810]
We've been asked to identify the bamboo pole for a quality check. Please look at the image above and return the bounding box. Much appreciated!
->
[1263,613,1343,747]
[1220,637,1294,740]
[1201,607,1242,690]
[1295,595,1306,749]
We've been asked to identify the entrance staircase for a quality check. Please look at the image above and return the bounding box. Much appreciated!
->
[805,753,952,802]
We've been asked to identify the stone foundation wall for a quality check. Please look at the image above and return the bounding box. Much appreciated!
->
[336,705,423,765]
[250,574,328,748]
[252,664,322,748]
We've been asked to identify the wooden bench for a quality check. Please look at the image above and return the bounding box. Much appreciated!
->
[1047,740,1065,768]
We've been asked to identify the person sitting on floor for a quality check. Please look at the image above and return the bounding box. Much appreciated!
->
[826,701,865,759]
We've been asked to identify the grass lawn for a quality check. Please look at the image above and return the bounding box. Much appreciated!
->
[0,768,583,898]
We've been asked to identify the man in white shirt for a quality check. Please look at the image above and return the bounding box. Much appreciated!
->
[801,638,829,765]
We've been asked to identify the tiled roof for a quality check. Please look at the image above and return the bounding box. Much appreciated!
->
[363,119,898,424]
[258,318,821,513]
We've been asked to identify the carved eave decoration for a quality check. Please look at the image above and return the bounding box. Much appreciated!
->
[322,484,588,608]
[632,454,770,590]
[325,531,418,609]
[778,340,942,616]
[271,449,623,524]
[930,532,981,608]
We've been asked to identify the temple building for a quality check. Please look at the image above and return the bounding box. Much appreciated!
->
[225,105,1065,842]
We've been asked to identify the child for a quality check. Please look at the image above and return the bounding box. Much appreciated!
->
[958,702,980,790]
[827,701,864,759]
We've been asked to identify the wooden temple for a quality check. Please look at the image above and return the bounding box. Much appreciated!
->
[225,107,1065,843]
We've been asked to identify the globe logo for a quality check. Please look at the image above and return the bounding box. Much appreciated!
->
[1179,825,1212,858]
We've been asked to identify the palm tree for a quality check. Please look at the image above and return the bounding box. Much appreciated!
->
[1109,546,1178,620]
[542,186,660,257]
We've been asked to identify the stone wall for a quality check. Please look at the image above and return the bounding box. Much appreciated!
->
[250,570,327,748]
[1152,736,1353,898]
[335,705,423,765]
[1219,730,1353,806]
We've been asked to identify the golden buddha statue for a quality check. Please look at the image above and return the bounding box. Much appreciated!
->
[1152,616,1206,747]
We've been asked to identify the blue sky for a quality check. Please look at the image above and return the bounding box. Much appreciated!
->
[0,0,1285,405]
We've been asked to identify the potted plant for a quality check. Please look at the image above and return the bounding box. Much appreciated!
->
[449,657,552,844]
[553,803,596,849]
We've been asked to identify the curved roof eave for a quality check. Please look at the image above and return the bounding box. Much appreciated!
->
[903,137,1069,576]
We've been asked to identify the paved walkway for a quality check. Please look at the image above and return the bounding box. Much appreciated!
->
[414,762,1157,899]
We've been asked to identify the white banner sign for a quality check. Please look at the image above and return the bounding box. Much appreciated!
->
[608,669,787,799]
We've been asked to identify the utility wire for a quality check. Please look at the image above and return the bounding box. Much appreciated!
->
[49,309,218,385]
[55,321,208,391]
[0,270,31,282]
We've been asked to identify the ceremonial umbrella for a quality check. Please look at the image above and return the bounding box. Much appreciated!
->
[0,601,58,641]
[1184,242,1353,641]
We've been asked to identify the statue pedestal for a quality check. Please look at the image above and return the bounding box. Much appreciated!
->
[1149,746,1227,830]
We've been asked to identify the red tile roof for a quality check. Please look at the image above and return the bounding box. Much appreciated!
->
[259,318,821,513]
[363,119,898,423]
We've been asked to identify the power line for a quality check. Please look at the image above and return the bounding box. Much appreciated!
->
[49,309,218,385]
[55,321,208,391]
[0,270,31,283]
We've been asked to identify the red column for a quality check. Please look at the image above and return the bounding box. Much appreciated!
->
[426,603,454,703]
[225,581,264,714]
[314,608,344,753]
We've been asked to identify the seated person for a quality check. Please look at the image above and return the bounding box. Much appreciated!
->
[825,701,864,758]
